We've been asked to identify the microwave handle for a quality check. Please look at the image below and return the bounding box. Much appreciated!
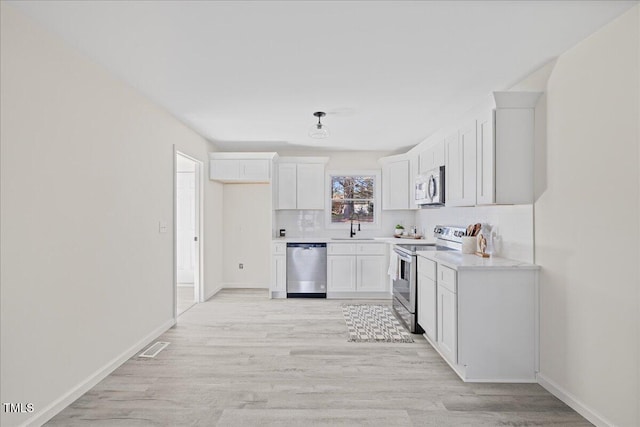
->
[428,175,436,200]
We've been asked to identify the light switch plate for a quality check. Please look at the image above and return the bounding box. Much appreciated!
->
[159,221,168,233]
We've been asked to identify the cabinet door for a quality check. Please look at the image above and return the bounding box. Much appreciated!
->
[437,285,457,364]
[271,255,286,292]
[476,111,495,205]
[240,160,270,181]
[296,163,325,210]
[210,159,239,181]
[277,163,297,209]
[459,121,477,206]
[433,140,445,168]
[418,274,437,342]
[327,255,357,292]
[419,148,435,174]
[356,255,387,292]
[383,160,409,210]
[445,131,461,205]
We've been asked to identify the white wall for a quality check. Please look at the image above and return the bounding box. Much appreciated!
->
[275,150,416,238]
[0,4,223,426]
[519,7,639,427]
[222,184,272,287]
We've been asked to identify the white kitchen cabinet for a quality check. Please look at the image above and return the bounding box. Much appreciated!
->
[475,91,540,205]
[418,252,538,382]
[417,256,437,342]
[270,242,287,298]
[276,163,297,209]
[418,139,445,174]
[276,157,328,210]
[437,267,458,364]
[326,243,389,297]
[356,255,387,292]
[209,152,277,183]
[296,163,325,209]
[327,255,357,292]
[381,157,410,210]
[445,122,477,207]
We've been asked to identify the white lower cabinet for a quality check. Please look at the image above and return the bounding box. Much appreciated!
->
[270,243,287,298]
[417,253,538,382]
[356,256,387,292]
[417,273,437,343]
[327,243,388,297]
[327,255,357,292]
[437,283,457,364]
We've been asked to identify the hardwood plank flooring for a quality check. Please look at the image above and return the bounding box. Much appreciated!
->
[46,289,590,426]
[177,285,196,316]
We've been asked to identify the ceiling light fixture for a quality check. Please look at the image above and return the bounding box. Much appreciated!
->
[309,111,329,139]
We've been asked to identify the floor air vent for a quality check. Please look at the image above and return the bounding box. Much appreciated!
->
[138,341,170,358]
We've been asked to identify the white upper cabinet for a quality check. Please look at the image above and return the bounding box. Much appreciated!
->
[296,163,325,210]
[275,157,328,210]
[446,122,477,207]
[380,155,411,210]
[209,152,277,183]
[418,140,445,174]
[277,163,297,209]
[475,92,541,205]
[476,111,495,205]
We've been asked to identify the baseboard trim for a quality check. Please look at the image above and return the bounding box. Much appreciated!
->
[204,285,223,301]
[24,318,176,427]
[221,282,269,289]
[537,373,615,427]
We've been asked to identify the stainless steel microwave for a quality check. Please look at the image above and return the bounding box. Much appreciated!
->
[415,166,445,206]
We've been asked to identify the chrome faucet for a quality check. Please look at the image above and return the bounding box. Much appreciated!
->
[350,213,361,238]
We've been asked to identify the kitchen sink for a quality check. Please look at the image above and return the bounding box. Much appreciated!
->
[331,237,375,241]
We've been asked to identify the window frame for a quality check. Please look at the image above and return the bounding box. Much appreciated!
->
[325,169,381,229]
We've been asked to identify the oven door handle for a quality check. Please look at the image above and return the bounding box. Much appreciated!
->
[393,248,413,263]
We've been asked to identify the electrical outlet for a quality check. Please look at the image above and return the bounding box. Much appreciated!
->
[239,263,244,270]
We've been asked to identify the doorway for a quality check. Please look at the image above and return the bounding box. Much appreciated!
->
[175,151,202,317]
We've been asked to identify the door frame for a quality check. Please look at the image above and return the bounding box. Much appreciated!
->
[173,147,204,320]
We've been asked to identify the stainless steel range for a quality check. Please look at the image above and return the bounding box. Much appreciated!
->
[392,225,466,333]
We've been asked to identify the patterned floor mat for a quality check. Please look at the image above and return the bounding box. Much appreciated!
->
[341,304,414,343]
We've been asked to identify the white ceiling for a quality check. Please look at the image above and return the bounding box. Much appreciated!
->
[8,0,638,152]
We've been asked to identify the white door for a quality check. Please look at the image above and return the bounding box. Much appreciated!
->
[418,274,437,342]
[176,171,196,284]
[296,163,325,209]
[175,151,202,317]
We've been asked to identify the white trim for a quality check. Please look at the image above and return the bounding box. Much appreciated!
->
[221,282,269,289]
[325,169,382,230]
[23,319,176,427]
[204,285,224,301]
[174,149,205,318]
[537,373,615,427]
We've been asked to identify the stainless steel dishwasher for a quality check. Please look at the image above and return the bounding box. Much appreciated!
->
[286,243,327,298]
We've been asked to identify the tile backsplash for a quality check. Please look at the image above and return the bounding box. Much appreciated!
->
[275,210,416,240]
[276,204,534,264]
[416,204,534,263]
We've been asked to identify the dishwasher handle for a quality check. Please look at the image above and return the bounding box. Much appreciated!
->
[287,243,327,249]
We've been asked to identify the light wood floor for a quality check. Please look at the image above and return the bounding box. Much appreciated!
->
[177,285,196,316]
[46,289,590,426]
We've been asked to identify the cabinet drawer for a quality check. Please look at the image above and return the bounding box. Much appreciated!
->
[328,243,357,255]
[418,256,436,281]
[438,264,457,293]
[356,243,386,255]
[272,242,286,254]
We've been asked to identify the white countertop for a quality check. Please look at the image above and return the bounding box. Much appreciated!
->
[272,236,435,244]
[416,250,539,271]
